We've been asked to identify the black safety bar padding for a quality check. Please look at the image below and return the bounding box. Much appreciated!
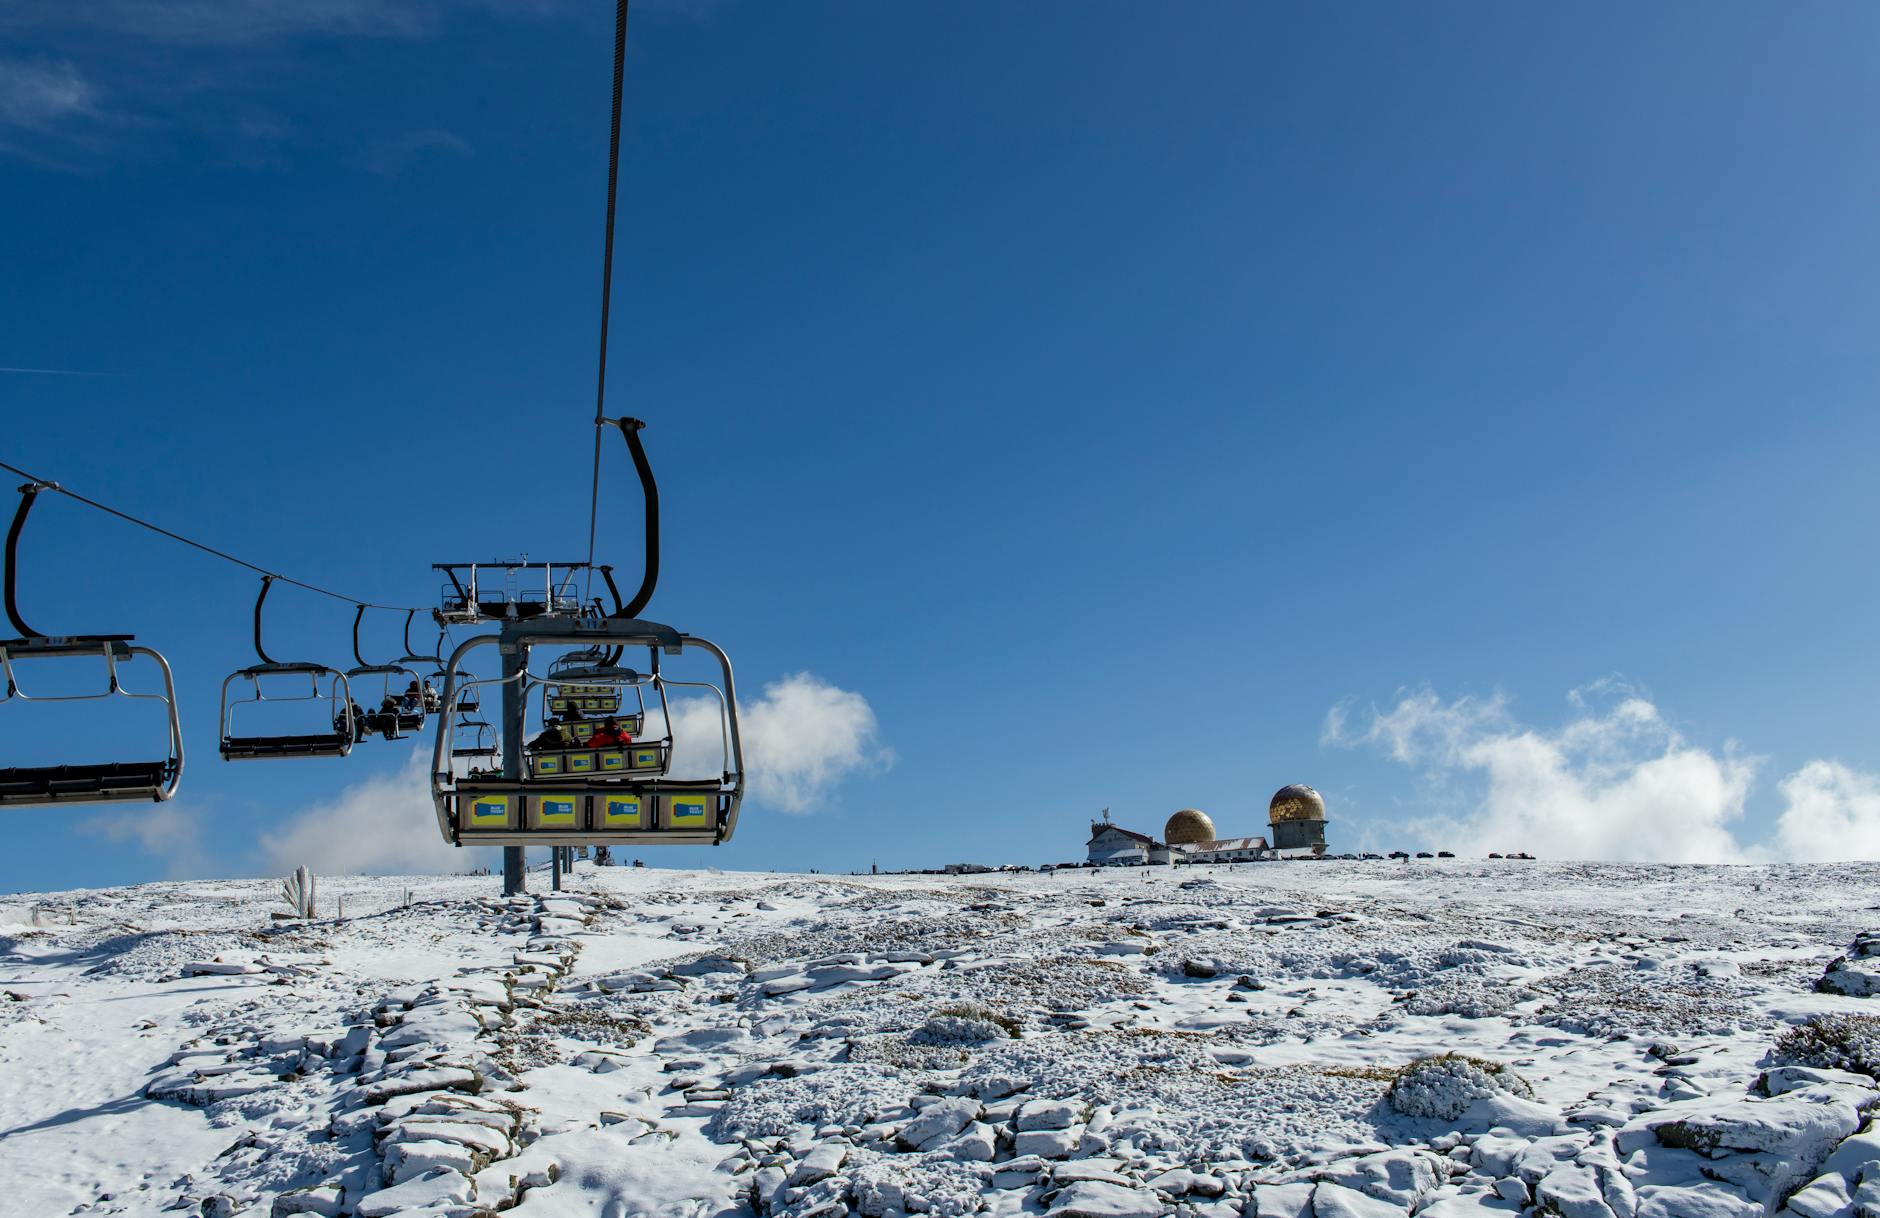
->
[2,635,135,653]
[237,661,338,676]
[222,732,352,753]
[0,761,170,790]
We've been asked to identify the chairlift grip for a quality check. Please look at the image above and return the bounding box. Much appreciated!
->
[4,483,47,641]
[352,604,368,669]
[597,565,625,665]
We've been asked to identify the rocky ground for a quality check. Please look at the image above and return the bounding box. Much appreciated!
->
[3,859,1879,1218]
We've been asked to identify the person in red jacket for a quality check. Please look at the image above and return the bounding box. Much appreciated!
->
[586,717,631,749]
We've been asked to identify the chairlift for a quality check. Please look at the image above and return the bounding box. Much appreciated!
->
[427,419,743,846]
[527,652,670,779]
[543,646,651,738]
[395,610,446,716]
[344,605,427,740]
[451,713,499,762]
[434,561,589,625]
[431,621,740,846]
[0,483,185,806]
[220,577,357,760]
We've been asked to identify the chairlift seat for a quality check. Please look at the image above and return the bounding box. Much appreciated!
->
[548,693,624,716]
[221,733,354,760]
[442,778,727,845]
[526,742,667,779]
[2,634,136,658]
[0,760,175,805]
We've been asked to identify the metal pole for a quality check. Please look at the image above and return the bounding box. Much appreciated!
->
[552,845,563,891]
[501,628,526,896]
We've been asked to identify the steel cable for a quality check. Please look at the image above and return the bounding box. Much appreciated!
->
[584,0,632,602]
[0,456,422,613]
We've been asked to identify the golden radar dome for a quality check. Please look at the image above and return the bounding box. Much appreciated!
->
[1268,784,1327,823]
[1165,808,1217,846]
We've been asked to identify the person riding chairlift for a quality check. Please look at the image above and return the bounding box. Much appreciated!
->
[586,716,632,750]
[374,695,403,739]
[527,719,570,752]
[336,700,371,743]
[400,680,424,714]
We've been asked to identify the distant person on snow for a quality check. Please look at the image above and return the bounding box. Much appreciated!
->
[586,717,630,749]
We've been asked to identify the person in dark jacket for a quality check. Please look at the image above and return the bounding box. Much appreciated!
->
[527,720,570,751]
[337,700,371,742]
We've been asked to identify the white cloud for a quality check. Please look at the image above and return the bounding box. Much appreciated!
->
[0,58,98,130]
[1327,680,1769,863]
[259,750,479,876]
[650,672,892,814]
[5,1,435,47]
[81,803,212,880]
[1774,761,1880,863]
[354,128,470,176]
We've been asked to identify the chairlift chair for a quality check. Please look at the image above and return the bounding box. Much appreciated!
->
[527,653,669,780]
[434,562,589,626]
[426,419,741,847]
[429,619,741,847]
[452,714,499,761]
[0,483,185,806]
[220,577,358,760]
[542,647,651,738]
[344,605,426,739]
[396,611,447,716]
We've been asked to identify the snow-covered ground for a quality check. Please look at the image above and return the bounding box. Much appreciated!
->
[4,859,1880,1218]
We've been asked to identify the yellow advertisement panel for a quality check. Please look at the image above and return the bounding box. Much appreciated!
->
[532,796,579,828]
[601,793,644,828]
[467,794,513,829]
[668,794,709,829]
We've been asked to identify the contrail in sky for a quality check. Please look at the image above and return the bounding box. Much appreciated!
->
[0,366,119,377]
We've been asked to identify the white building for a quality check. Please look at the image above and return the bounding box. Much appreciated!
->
[1173,835,1270,864]
[1086,822,1171,866]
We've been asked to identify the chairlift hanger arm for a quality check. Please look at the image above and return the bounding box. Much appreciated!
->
[4,482,47,640]
[401,609,444,666]
[608,419,659,619]
[253,576,278,666]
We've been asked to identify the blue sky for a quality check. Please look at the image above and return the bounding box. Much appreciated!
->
[4,2,1880,894]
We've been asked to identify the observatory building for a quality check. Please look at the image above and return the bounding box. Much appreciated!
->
[1165,808,1216,846]
[1163,807,1267,863]
[1268,784,1328,855]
